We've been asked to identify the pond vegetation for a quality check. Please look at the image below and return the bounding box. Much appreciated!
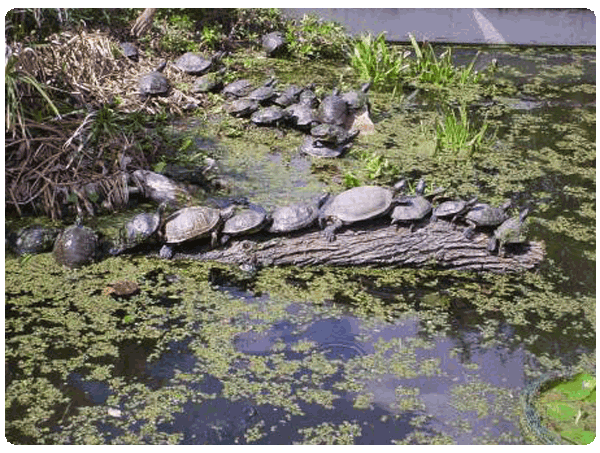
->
[5,8,596,445]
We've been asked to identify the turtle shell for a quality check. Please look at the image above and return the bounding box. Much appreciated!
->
[225,98,260,117]
[162,206,223,244]
[490,208,529,254]
[139,62,169,96]
[310,124,358,145]
[285,102,318,130]
[299,135,348,158]
[111,204,165,254]
[222,205,269,236]
[222,79,254,98]
[175,52,214,75]
[120,42,139,60]
[433,197,478,220]
[464,201,511,227]
[247,79,277,104]
[322,186,394,224]
[273,84,303,107]
[251,106,287,126]
[53,223,99,268]
[269,195,329,233]
[342,82,371,111]
[9,225,60,255]
[262,31,286,57]
[391,196,432,223]
[318,88,348,126]
[193,70,225,93]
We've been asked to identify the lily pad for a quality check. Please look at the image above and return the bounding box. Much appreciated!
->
[552,373,596,401]
[560,428,596,445]
[546,401,578,421]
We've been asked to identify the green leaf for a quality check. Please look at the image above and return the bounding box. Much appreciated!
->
[553,373,596,401]
[560,428,596,445]
[546,401,578,421]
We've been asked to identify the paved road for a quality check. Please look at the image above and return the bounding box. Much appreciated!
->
[282,8,595,46]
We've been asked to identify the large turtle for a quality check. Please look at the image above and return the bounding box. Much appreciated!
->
[159,205,235,259]
[109,203,166,255]
[268,194,330,234]
[319,185,397,242]
[488,208,529,257]
[139,61,169,97]
[221,204,270,244]
[53,219,100,268]
[7,225,61,256]
[262,31,287,57]
[432,197,478,225]
[463,200,512,239]
[390,179,433,231]
[318,88,348,126]
[174,51,224,75]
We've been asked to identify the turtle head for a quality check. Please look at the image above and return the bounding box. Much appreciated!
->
[415,179,426,196]
[361,81,372,93]
[392,179,407,194]
[519,208,530,223]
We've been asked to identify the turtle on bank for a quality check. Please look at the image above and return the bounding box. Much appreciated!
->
[222,79,254,99]
[262,31,287,57]
[159,205,235,259]
[463,200,512,239]
[318,88,348,126]
[6,225,61,256]
[431,197,478,225]
[53,218,100,268]
[319,185,398,242]
[139,61,169,97]
[250,106,288,126]
[109,203,166,255]
[268,194,330,234]
[221,204,270,244]
[390,179,433,231]
[174,51,224,75]
[488,208,529,257]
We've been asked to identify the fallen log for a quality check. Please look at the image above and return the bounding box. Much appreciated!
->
[171,218,545,273]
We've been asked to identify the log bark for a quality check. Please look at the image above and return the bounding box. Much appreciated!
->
[170,218,545,273]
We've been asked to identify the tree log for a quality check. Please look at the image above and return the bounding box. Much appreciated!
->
[171,218,545,273]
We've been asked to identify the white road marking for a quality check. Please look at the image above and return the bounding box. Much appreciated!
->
[473,9,507,44]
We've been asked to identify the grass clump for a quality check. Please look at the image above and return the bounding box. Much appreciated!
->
[435,106,492,157]
[286,14,351,60]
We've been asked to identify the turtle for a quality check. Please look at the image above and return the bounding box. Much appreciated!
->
[174,51,224,75]
[251,105,288,126]
[7,225,61,256]
[221,204,270,244]
[192,68,226,93]
[488,208,529,257]
[109,203,166,255]
[120,42,139,61]
[310,124,359,146]
[390,179,433,231]
[273,84,303,108]
[53,219,99,268]
[463,200,512,239]
[268,194,330,234]
[139,61,169,97]
[225,98,260,117]
[299,135,350,158]
[222,79,254,99]
[318,88,348,126]
[159,205,235,259]
[298,84,319,108]
[285,101,319,131]
[262,31,287,57]
[342,82,371,112]
[319,185,397,242]
[246,77,278,104]
[432,197,479,226]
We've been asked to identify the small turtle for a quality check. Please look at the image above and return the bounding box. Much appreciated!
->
[159,205,235,259]
[192,68,226,93]
[7,225,61,256]
[120,42,139,61]
[222,79,254,99]
[251,105,288,126]
[342,82,371,111]
[319,185,396,242]
[285,101,319,131]
[273,84,303,108]
[225,98,260,117]
[318,88,348,126]
[463,200,512,239]
[262,31,287,57]
[310,124,359,146]
[299,135,350,158]
[53,219,99,268]
[432,197,478,225]
[139,61,169,97]
[109,203,166,255]
[390,179,433,231]
[221,204,270,244]
[268,194,330,234]
[246,78,278,104]
[488,208,529,257]
[174,51,223,75]
[298,84,319,108]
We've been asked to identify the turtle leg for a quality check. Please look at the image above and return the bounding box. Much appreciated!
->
[323,219,343,242]
[464,223,476,239]
[159,244,174,259]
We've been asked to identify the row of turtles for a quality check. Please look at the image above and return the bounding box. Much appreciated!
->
[132,42,370,159]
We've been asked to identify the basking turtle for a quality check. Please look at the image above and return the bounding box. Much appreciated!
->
[390,179,433,231]
[268,194,330,234]
[109,203,166,255]
[246,78,278,104]
[342,82,371,111]
[262,31,287,57]
[319,185,396,242]
[285,101,318,131]
[298,84,319,108]
[120,42,139,61]
[7,225,61,256]
[463,200,512,239]
[432,197,478,226]
[318,88,348,126]
[273,84,303,108]
[139,61,169,97]
[222,79,254,99]
[174,51,223,75]
[310,124,359,146]
[225,98,260,117]
[221,204,270,244]
[192,68,226,93]
[299,135,350,158]
[488,208,529,257]
[159,205,235,259]
[251,105,288,126]
[53,219,99,268]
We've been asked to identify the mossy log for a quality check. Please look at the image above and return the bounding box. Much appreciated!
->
[172,218,545,273]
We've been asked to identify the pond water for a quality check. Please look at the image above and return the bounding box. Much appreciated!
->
[4,45,595,444]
